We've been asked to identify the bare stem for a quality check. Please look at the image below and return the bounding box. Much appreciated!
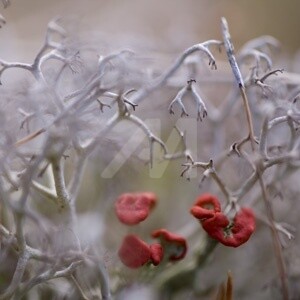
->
[221,17,256,150]
[51,158,70,209]
[132,40,221,105]
[257,170,289,300]
[0,251,30,299]
[14,128,46,147]
[209,169,230,200]
[70,274,90,300]
[240,86,256,150]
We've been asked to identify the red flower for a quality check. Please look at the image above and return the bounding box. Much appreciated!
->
[190,193,221,220]
[118,235,164,269]
[151,229,187,261]
[115,192,157,225]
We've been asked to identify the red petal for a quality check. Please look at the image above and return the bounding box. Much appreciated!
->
[190,193,221,220]
[118,234,151,268]
[231,208,256,245]
[202,212,230,241]
[190,206,216,219]
[152,229,187,261]
[149,243,164,266]
[201,208,255,247]
[115,192,157,225]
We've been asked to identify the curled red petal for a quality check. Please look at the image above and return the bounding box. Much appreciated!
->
[191,206,215,219]
[152,229,187,261]
[190,193,221,220]
[201,208,256,247]
[202,212,230,241]
[149,243,164,266]
[118,234,151,268]
[115,192,157,225]
[230,208,256,245]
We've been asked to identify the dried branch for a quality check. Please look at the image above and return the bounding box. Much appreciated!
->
[256,168,289,300]
[164,126,193,161]
[221,17,256,150]
[132,39,222,105]
[125,114,168,167]
[31,180,58,204]
[169,79,208,120]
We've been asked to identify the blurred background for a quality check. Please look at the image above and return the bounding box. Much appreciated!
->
[1,0,300,61]
[1,1,300,299]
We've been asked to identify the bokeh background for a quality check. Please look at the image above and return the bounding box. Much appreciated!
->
[1,1,300,299]
[1,0,300,60]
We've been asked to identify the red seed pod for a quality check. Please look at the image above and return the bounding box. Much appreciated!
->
[190,193,221,220]
[115,192,157,225]
[151,229,187,261]
[118,234,151,269]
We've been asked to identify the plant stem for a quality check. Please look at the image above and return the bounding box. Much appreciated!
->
[257,171,289,300]
[239,86,256,151]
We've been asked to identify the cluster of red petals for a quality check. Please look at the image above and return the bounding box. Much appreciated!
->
[152,229,187,261]
[115,192,188,269]
[191,194,255,247]
[118,234,163,269]
[115,192,157,225]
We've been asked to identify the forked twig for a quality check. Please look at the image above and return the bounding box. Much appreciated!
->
[169,79,208,120]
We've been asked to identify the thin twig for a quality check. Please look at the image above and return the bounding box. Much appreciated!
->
[125,114,168,167]
[132,40,222,105]
[221,17,256,150]
[256,169,289,300]
[70,274,90,300]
